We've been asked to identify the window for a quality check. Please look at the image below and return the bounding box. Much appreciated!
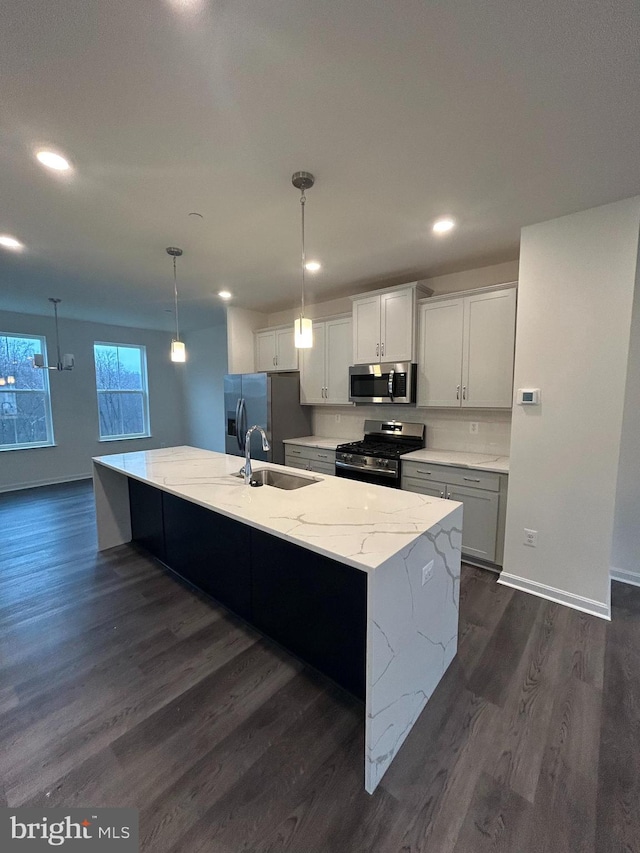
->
[0,333,54,451]
[94,343,150,440]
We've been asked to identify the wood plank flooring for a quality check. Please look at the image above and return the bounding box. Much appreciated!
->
[1,480,638,852]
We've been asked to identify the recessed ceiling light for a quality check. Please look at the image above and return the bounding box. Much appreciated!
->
[305,261,321,272]
[36,150,71,171]
[0,235,25,251]
[218,290,232,300]
[432,217,456,234]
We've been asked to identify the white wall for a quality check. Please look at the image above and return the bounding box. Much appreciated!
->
[182,323,228,452]
[313,406,511,455]
[0,310,187,491]
[611,249,640,583]
[502,197,640,619]
[226,306,267,374]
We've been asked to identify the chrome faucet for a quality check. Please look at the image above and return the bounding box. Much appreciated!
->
[242,425,271,484]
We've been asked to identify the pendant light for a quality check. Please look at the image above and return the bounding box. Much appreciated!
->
[292,171,315,348]
[166,247,186,362]
[33,298,75,371]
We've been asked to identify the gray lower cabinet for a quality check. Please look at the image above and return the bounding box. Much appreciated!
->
[284,445,336,476]
[402,461,507,566]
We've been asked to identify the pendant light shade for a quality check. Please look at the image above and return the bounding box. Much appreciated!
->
[171,340,186,362]
[294,317,313,349]
[292,171,315,349]
[166,247,186,362]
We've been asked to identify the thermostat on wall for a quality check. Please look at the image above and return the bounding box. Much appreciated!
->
[517,388,540,405]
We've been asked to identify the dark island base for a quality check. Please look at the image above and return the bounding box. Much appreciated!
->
[128,478,367,700]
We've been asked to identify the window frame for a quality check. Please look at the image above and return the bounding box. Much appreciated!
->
[0,332,55,452]
[93,342,151,442]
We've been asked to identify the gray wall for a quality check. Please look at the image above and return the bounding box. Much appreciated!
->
[182,323,228,452]
[611,246,640,582]
[0,310,188,491]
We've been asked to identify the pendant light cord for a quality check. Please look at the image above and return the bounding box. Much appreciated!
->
[53,300,62,368]
[300,189,306,321]
[173,255,180,342]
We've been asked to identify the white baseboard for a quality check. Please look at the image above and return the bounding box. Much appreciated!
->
[610,566,640,588]
[0,473,92,494]
[498,572,611,621]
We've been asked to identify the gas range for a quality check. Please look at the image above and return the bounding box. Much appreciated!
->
[336,420,425,488]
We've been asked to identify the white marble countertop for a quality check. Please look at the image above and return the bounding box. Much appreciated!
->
[282,436,347,450]
[93,446,460,574]
[401,448,509,474]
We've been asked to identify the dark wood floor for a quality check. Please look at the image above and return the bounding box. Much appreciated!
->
[0,480,638,852]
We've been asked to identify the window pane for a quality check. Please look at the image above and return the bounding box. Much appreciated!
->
[0,333,53,450]
[98,392,123,438]
[0,334,45,390]
[0,391,49,446]
[94,344,143,391]
[120,393,144,435]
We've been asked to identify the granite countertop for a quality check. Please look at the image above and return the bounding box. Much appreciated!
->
[93,446,460,574]
[401,449,510,474]
[282,436,347,450]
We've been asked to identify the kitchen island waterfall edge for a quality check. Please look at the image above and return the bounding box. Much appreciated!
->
[92,446,462,793]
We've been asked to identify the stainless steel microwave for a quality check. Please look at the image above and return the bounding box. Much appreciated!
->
[349,362,417,404]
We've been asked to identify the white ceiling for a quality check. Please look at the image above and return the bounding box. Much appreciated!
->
[1,0,638,331]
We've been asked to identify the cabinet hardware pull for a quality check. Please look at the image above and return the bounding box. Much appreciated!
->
[376,343,379,357]
[456,385,460,400]
[417,469,432,475]
[440,491,445,498]
[463,476,481,482]
[381,342,384,356]
[462,385,467,400]
[318,454,328,459]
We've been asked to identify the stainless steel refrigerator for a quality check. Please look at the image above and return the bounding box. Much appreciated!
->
[224,372,312,465]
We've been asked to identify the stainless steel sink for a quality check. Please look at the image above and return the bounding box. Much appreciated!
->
[234,468,320,490]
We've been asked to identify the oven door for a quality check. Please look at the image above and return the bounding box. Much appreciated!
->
[349,362,416,404]
[335,464,400,489]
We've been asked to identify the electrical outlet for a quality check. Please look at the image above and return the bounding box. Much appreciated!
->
[335,414,341,423]
[469,422,479,434]
[422,561,434,586]
[524,528,538,547]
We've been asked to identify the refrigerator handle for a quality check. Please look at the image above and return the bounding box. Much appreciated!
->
[240,398,248,451]
[235,398,243,452]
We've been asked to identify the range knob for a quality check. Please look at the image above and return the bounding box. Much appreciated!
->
[382,459,389,467]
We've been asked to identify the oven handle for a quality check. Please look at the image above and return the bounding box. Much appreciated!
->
[387,369,395,402]
[335,460,398,478]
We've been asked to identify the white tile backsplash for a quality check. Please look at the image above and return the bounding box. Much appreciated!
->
[312,405,511,455]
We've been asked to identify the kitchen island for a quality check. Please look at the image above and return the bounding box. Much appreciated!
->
[93,446,462,793]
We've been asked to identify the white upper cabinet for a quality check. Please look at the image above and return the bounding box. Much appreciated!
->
[300,316,352,405]
[418,298,465,407]
[417,284,517,408]
[352,283,427,365]
[254,326,298,372]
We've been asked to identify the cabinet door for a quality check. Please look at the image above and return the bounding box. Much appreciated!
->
[300,321,326,404]
[250,528,367,699]
[163,493,252,619]
[353,295,381,364]
[325,317,352,404]
[255,331,276,372]
[462,288,516,408]
[447,484,499,563]
[129,478,165,562]
[381,289,414,362]
[275,327,298,371]
[417,299,464,407]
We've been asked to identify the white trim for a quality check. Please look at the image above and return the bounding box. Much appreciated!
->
[0,472,91,493]
[498,571,611,621]
[610,567,640,588]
